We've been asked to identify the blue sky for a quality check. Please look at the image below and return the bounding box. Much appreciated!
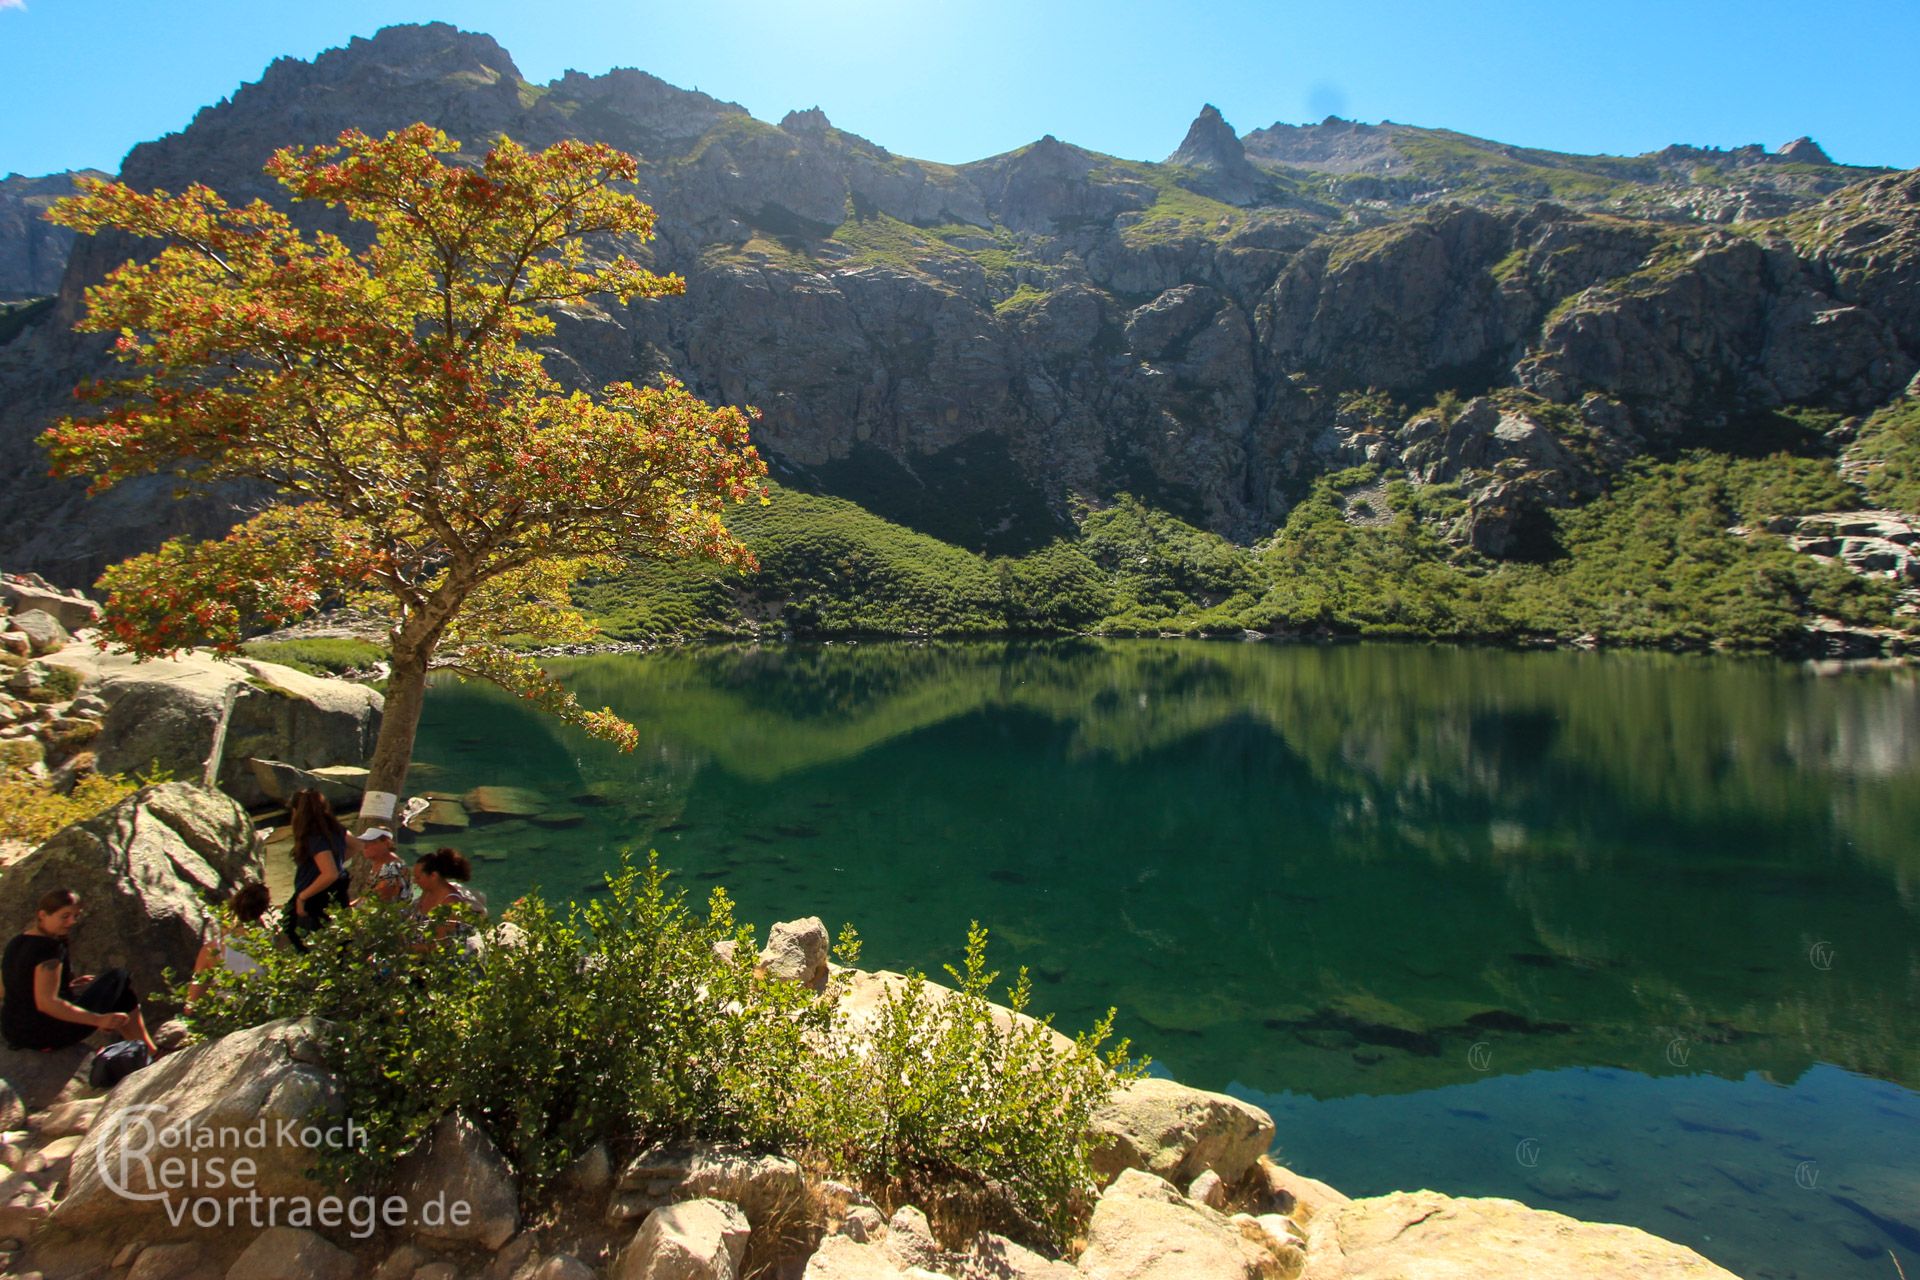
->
[4,0,1917,177]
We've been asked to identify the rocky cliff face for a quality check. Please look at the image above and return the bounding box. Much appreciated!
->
[0,22,1915,585]
[0,171,106,300]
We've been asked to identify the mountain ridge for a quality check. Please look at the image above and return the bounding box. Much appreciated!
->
[0,22,1914,636]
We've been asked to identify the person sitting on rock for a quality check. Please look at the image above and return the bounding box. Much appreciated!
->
[1,888,159,1054]
[407,848,487,948]
[186,880,272,1007]
[350,825,413,906]
[284,788,350,950]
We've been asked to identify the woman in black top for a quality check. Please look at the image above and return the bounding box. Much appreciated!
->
[2,888,157,1054]
[285,789,350,950]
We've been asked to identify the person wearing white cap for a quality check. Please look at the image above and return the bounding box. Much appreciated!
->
[352,825,414,905]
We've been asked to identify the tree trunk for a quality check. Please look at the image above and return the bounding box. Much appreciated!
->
[351,638,431,898]
[362,641,429,815]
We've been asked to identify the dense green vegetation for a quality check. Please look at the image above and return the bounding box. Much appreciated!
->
[575,451,1908,656]
[1852,396,1920,513]
[189,856,1135,1248]
[1505,453,1898,650]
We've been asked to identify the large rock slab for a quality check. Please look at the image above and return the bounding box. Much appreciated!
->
[393,1110,519,1250]
[9,609,69,655]
[246,758,370,807]
[1077,1169,1288,1280]
[1300,1189,1741,1279]
[57,1018,346,1230]
[1089,1078,1275,1187]
[41,647,380,806]
[0,782,259,1007]
[760,916,830,988]
[609,1140,808,1235]
[802,1235,915,1279]
[957,1232,1077,1280]
[834,969,1074,1056]
[614,1197,750,1280]
[225,1225,356,1280]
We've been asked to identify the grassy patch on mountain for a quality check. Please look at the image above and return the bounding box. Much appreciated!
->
[576,452,1903,654]
[578,487,1009,641]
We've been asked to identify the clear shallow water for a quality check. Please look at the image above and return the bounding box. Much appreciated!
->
[411,641,1920,1280]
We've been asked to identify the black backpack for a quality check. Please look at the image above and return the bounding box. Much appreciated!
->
[89,1039,152,1089]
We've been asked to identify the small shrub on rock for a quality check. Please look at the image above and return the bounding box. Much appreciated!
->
[796,923,1140,1249]
[185,857,1137,1245]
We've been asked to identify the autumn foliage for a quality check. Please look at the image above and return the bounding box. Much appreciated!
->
[46,124,768,794]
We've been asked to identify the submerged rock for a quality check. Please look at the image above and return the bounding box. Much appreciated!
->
[465,785,548,816]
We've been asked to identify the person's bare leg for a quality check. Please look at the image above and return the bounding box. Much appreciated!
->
[125,1005,159,1055]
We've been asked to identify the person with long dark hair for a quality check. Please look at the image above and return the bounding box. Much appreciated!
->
[2,889,158,1054]
[285,789,349,949]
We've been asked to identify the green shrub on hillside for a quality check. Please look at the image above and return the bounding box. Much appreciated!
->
[1507,452,1898,650]
[1851,397,1920,514]
[573,451,1898,654]
[1079,496,1261,626]
[580,488,1009,641]
[996,540,1113,631]
[1252,476,1515,639]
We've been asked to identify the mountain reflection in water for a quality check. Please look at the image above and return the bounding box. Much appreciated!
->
[414,641,1920,1280]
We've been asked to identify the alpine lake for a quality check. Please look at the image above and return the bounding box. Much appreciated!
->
[407,640,1920,1280]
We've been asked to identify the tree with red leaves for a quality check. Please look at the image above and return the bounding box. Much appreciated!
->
[46,123,767,828]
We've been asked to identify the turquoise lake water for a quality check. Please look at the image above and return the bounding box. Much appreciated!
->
[409,640,1920,1280]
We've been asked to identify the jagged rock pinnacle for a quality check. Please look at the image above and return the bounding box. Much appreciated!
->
[780,106,831,135]
[1170,104,1246,170]
[1775,136,1832,165]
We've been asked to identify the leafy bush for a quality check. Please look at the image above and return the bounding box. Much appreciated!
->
[187,855,1134,1245]
[188,857,824,1189]
[799,924,1138,1247]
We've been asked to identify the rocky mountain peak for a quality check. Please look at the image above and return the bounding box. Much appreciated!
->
[328,22,524,84]
[1169,105,1261,206]
[1776,136,1833,164]
[780,107,833,136]
[1170,104,1246,170]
